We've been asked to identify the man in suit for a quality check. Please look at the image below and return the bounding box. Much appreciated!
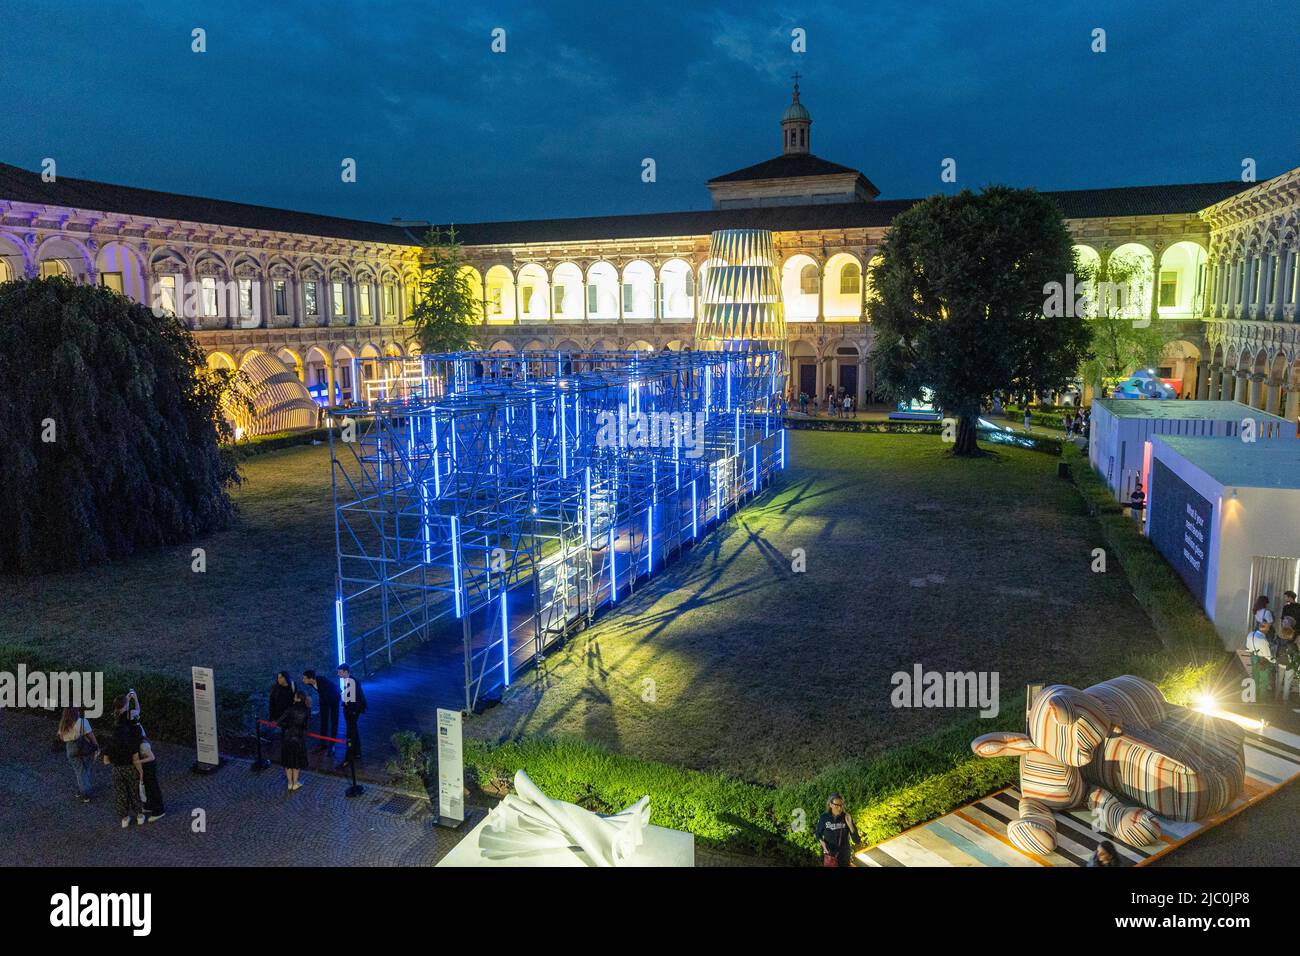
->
[336,664,366,770]
[301,669,340,754]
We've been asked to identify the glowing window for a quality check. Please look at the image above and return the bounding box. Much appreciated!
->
[1158,271,1177,308]
[100,272,123,294]
[332,281,346,316]
[358,282,372,318]
[304,282,319,316]
[839,263,861,295]
[800,264,820,295]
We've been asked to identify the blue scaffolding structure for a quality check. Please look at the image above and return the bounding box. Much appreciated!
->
[329,348,787,712]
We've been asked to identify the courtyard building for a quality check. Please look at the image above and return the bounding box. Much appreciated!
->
[1,82,1297,432]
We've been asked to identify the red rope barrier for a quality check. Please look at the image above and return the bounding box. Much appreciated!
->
[256,718,347,745]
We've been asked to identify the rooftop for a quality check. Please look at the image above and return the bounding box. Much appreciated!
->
[1155,435,1300,490]
[0,161,1260,249]
[1095,399,1293,423]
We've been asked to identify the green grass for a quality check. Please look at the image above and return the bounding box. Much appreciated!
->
[468,431,1160,786]
[0,443,339,698]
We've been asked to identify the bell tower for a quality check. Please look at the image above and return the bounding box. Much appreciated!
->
[780,74,811,155]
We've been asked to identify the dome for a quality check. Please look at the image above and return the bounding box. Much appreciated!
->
[781,99,811,124]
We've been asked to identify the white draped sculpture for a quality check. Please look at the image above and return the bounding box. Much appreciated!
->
[477,770,652,867]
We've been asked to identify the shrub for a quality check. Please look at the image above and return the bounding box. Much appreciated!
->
[234,426,336,456]
[0,642,251,743]
[0,277,238,571]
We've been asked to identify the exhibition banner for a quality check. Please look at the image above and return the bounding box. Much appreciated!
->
[191,666,220,769]
[437,707,464,824]
[1148,459,1213,606]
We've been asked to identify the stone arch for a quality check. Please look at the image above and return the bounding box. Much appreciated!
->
[516,263,550,321]
[0,232,32,281]
[659,258,695,321]
[484,264,516,322]
[781,253,820,322]
[34,234,92,280]
[586,261,620,320]
[823,252,863,320]
[622,260,655,320]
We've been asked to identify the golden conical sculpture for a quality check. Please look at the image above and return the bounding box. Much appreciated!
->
[696,229,786,353]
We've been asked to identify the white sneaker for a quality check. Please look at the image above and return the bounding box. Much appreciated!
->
[120,817,130,828]
[136,814,145,825]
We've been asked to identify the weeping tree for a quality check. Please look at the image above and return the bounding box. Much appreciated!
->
[0,276,240,572]
[868,186,1090,455]
[408,227,482,353]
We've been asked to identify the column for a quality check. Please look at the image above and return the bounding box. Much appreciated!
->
[1148,249,1161,328]
[326,361,337,407]
[1249,373,1265,409]
[814,352,825,400]
[1195,360,1211,400]
[1234,371,1249,404]
[1286,386,1300,424]
[1266,380,1282,416]
[857,358,868,407]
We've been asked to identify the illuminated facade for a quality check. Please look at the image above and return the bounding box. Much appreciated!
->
[2,82,1298,427]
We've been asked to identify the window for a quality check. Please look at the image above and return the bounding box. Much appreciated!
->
[100,272,123,294]
[622,282,633,313]
[1158,271,1177,308]
[358,282,372,318]
[201,277,218,317]
[520,285,534,315]
[39,259,67,279]
[489,286,503,315]
[1250,258,1260,303]
[304,281,319,316]
[839,263,861,295]
[238,278,255,317]
[332,281,346,317]
[383,283,394,316]
[273,280,288,316]
[800,263,820,295]
[0,258,10,282]
[1288,254,1298,304]
[553,285,566,313]
[684,271,695,297]
[156,275,177,316]
[587,285,599,314]
[1267,255,1278,304]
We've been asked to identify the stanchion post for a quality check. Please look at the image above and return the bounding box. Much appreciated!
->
[252,719,270,772]
[345,750,364,798]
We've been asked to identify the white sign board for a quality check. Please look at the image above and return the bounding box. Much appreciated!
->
[437,707,464,823]
[191,666,220,768]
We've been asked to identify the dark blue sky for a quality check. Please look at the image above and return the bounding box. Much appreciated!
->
[1,0,1295,225]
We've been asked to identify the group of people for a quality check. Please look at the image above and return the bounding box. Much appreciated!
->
[1245,591,1300,700]
[794,386,857,418]
[58,689,166,828]
[267,665,366,793]
[1062,407,1091,440]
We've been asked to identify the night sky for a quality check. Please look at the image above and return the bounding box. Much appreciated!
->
[1,0,1295,225]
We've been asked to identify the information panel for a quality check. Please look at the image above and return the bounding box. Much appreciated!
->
[437,708,464,824]
[191,666,220,769]
[1148,458,1213,607]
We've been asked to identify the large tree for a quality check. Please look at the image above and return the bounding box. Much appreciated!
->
[407,227,482,353]
[868,186,1090,455]
[0,277,239,572]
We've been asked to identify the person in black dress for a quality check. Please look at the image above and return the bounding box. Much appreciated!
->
[269,671,295,723]
[279,691,310,792]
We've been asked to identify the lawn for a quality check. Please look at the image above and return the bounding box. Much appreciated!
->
[2,431,1160,791]
[467,431,1160,786]
[0,442,340,697]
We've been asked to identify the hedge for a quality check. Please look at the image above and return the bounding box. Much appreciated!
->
[784,417,1062,454]
[0,643,252,744]
[231,426,336,456]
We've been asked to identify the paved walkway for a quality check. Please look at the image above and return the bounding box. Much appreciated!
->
[0,711,473,866]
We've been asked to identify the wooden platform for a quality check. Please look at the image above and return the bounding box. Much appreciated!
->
[857,719,1300,867]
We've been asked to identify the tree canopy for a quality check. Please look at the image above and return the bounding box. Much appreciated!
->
[407,227,482,354]
[0,277,239,572]
[868,186,1090,455]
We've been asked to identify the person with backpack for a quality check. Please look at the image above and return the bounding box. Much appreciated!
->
[101,697,145,828]
[814,793,859,867]
[58,706,99,803]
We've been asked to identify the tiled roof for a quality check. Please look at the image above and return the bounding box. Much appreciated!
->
[0,161,1259,249]
[707,153,867,184]
[0,162,420,245]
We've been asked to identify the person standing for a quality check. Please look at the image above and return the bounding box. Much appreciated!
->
[1280,590,1299,632]
[102,699,144,828]
[1253,595,1275,633]
[814,793,858,867]
[1023,408,1032,433]
[302,669,340,754]
[279,691,311,792]
[336,664,366,770]
[58,707,98,803]
[842,393,852,419]
[136,733,166,821]
[269,671,295,724]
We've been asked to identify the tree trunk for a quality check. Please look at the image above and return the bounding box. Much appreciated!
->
[953,411,981,456]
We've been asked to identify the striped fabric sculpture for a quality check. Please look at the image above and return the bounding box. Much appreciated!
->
[971,675,1245,854]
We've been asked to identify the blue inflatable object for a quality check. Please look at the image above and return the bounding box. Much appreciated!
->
[1112,370,1176,400]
